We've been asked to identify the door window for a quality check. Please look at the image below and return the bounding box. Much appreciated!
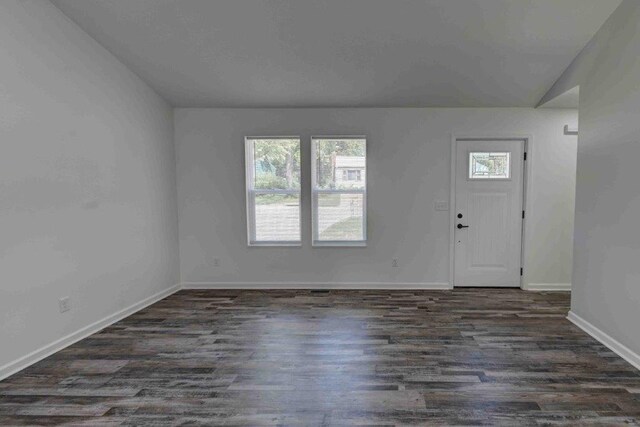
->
[469,152,510,179]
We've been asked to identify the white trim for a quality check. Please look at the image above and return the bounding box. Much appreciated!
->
[567,311,640,371]
[248,241,302,247]
[245,135,301,140]
[251,189,299,195]
[182,282,452,290]
[523,283,571,291]
[449,135,457,286]
[0,284,181,382]
[449,134,533,289]
[521,137,534,289]
[312,241,367,247]
[313,189,365,195]
[310,135,367,140]
[245,137,254,245]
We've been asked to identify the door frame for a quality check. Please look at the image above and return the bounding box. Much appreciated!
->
[449,134,533,289]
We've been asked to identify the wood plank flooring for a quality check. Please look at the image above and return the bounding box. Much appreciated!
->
[1,289,640,426]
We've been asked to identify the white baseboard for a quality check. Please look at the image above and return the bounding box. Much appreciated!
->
[523,283,571,291]
[0,284,181,382]
[567,311,640,371]
[181,282,452,290]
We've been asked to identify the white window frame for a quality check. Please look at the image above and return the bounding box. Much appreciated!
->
[311,136,367,247]
[245,136,302,247]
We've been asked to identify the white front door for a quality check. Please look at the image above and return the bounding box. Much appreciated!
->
[454,140,525,287]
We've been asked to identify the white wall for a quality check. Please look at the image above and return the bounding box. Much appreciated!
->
[175,108,577,288]
[546,0,640,360]
[0,0,179,375]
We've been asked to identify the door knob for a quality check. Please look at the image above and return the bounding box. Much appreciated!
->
[457,224,469,229]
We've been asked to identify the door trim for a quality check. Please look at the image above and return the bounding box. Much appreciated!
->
[449,134,532,289]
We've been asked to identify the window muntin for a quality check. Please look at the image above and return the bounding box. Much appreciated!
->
[469,152,511,179]
[245,137,301,245]
[312,137,367,246]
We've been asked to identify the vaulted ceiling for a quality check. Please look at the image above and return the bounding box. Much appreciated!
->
[52,0,621,108]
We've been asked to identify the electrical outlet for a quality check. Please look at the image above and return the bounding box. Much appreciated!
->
[213,257,220,267]
[392,258,399,268]
[58,296,71,313]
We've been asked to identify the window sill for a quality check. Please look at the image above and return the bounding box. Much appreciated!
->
[312,241,367,248]
[249,241,302,247]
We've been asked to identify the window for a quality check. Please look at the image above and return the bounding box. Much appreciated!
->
[469,152,510,179]
[245,137,301,246]
[312,137,367,246]
[343,170,362,181]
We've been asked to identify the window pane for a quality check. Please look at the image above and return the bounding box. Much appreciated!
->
[314,138,366,190]
[252,138,300,190]
[317,193,364,241]
[254,193,300,242]
[469,152,510,179]
[246,137,301,245]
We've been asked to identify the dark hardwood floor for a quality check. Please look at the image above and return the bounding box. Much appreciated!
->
[1,289,639,426]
